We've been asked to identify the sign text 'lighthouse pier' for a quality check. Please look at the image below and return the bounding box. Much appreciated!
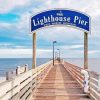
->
[31,9,90,32]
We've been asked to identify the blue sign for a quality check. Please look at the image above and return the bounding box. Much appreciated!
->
[31,9,90,32]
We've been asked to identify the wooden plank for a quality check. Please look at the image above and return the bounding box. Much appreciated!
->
[90,88,100,100]
[33,62,90,100]
[0,61,52,100]
[20,88,32,100]
[90,77,98,86]
[20,82,32,97]
[10,93,19,100]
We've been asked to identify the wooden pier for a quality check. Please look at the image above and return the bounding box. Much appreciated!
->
[33,61,90,100]
[0,60,100,100]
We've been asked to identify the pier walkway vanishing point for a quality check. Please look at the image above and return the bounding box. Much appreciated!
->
[33,61,90,100]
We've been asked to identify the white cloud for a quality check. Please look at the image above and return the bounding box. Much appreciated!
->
[0,43,28,49]
[41,0,100,17]
[0,0,31,13]
[0,49,31,55]
[89,50,100,54]
[15,12,31,33]
[0,48,99,58]
[58,45,83,50]
[0,42,13,46]
[0,22,11,28]
[0,49,52,58]
[81,0,100,18]
[36,26,83,42]
[0,12,31,33]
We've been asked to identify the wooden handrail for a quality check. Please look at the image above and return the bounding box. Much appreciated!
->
[89,72,100,100]
[0,60,52,100]
[64,61,100,100]
[64,61,84,88]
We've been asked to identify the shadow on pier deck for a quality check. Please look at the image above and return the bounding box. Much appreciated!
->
[33,61,90,100]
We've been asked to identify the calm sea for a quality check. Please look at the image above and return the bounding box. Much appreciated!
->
[0,58,50,76]
[0,58,100,76]
[65,58,100,74]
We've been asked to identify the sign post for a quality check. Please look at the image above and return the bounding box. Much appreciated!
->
[84,32,88,69]
[33,32,36,69]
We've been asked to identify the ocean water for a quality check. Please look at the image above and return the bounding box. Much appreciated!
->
[0,58,100,77]
[65,58,100,74]
[0,58,50,76]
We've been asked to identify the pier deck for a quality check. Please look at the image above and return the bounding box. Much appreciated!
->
[33,61,90,100]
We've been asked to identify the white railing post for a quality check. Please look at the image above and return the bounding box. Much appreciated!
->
[98,75,100,92]
[81,69,89,93]
[25,64,28,72]
[16,66,20,75]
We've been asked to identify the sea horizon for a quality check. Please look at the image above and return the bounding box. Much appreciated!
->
[0,58,100,77]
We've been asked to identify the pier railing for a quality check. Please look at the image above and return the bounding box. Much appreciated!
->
[0,60,100,100]
[64,61,100,100]
[6,64,29,80]
[64,61,84,88]
[89,72,100,100]
[0,61,52,100]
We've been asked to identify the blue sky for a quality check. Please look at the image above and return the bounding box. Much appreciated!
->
[0,0,100,58]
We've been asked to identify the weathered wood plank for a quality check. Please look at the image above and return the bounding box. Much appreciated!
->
[33,61,90,100]
[0,61,52,100]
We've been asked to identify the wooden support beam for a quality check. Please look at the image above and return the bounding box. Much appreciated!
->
[84,32,88,69]
[33,32,36,69]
